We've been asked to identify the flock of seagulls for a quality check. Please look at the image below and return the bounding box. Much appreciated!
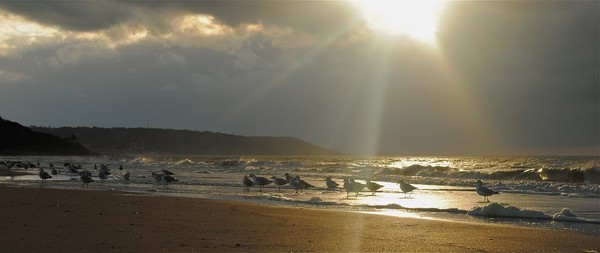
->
[241,174,501,201]
[245,173,316,193]
[243,174,409,198]
[1,160,180,190]
[3,160,501,202]
[152,171,178,187]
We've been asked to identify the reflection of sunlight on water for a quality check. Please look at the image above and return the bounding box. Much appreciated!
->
[358,190,450,209]
[389,158,455,169]
[398,193,449,209]
[364,210,425,219]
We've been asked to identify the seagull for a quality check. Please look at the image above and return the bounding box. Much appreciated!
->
[365,180,384,195]
[243,175,254,191]
[51,168,58,180]
[288,176,305,194]
[271,176,288,191]
[161,174,178,188]
[476,180,499,202]
[151,172,163,184]
[343,178,365,197]
[249,174,271,192]
[66,163,79,175]
[80,170,94,189]
[98,166,111,181]
[325,177,339,190]
[398,180,417,198]
[38,168,52,186]
[297,176,314,192]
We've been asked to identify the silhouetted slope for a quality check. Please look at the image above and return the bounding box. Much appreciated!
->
[0,117,92,155]
[30,126,341,156]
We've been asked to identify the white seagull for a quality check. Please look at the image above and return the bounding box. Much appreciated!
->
[343,178,365,197]
[151,172,163,184]
[51,168,58,180]
[271,176,288,191]
[398,180,417,198]
[249,174,271,192]
[325,177,339,190]
[38,168,52,186]
[242,175,254,192]
[80,170,94,189]
[476,180,499,202]
[365,180,384,195]
[288,176,305,194]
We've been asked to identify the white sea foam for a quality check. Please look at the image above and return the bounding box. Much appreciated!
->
[468,203,550,219]
[552,208,600,224]
[468,203,600,225]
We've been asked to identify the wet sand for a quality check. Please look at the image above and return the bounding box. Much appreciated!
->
[0,185,598,252]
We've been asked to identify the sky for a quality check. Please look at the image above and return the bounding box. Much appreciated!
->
[0,1,598,156]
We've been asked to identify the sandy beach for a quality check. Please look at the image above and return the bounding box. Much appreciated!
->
[0,185,597,252]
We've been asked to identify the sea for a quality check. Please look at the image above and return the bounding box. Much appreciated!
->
[1,155,599,234]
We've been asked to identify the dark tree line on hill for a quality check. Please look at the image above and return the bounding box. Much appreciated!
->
[30,126,341,156]
[0,117,92,155]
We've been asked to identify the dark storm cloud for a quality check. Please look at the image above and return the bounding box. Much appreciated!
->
[0,1,133,31]
[0,1,360,34]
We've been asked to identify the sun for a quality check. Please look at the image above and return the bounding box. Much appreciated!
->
[352,0,447,44]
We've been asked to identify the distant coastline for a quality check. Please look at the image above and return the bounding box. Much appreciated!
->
[30,126,341,156]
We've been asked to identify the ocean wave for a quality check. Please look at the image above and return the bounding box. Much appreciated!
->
[540,166,600,184]
[376,164,600,185]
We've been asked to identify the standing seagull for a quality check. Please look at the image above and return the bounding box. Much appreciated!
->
[288,176,305,194]
[38,168,52,186]
[288,175,314,193]
[325,177,339,190]
[343,178,365,197]
[151,172,163,184]
[398,180,417,198]
[249,174,271,192]
[80,170,94,189]
[365,180,384,195]
[51,168,58,180]
[98,169,110,181]
[271,176,288,191]
[242,175,254,192]
[476,180,499,202]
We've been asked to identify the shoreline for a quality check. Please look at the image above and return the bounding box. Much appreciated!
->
[1,185,598,252]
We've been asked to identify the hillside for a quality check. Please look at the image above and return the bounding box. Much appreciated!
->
[30,126,341,156]
[0,117,92,155]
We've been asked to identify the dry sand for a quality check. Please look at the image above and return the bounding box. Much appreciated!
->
[0,185,598,252]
